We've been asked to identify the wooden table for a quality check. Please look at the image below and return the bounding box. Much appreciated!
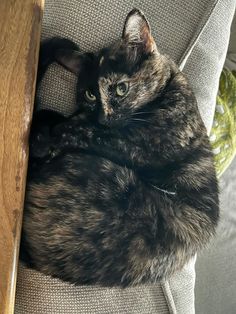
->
[0,1,44,313]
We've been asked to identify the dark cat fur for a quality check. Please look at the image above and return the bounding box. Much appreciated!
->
[21,9,219,287]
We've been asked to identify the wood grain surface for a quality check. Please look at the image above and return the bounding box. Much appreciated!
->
[0,1,44,313]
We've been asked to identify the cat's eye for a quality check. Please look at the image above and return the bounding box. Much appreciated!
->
[116,82,129,97]
[85,90,96,102]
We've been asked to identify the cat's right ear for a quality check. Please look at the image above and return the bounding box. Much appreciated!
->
[122,9,157,63]
[55,49,83,75]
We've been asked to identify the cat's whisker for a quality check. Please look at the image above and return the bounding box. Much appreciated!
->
[131,111,154,116]
[131,118,149,123]
[151,184,176,196]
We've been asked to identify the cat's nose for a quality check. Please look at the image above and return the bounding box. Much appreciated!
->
[98,113,110,126]
[99,103,114,126]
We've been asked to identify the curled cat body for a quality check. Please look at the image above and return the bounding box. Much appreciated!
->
[21,9,219,287]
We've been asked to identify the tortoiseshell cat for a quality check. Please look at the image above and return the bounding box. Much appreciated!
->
[21,9,219,287]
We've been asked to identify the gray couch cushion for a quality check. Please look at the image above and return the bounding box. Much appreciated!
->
[15,263,170,314]
[225,12,236,71]
[182,0,236,133]
[195,158,236,314]
[15,0,235,313]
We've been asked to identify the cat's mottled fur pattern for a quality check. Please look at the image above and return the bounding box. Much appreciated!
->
[21,9,219,287]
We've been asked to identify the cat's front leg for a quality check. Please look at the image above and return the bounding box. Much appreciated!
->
[44,113,151,169]
[51,121,148,169]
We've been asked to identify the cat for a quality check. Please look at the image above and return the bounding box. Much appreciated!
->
[21,9,219,287]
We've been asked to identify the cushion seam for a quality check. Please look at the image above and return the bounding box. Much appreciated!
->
[178,0,220,70]
[160,281,177,314]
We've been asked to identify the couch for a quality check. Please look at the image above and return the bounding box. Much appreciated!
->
[15,1,236,313]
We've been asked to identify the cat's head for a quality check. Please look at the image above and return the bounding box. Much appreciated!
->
[57,9,171,128]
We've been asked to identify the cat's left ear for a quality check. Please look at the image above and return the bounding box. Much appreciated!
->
[122,9,157,60]
[55,49,84,75]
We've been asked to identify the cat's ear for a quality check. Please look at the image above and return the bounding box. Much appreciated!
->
[55,49,83,75]
[122,9,157,60]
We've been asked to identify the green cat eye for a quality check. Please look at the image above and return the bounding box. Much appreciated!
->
[116,82,129,97]
[85,90,96,102]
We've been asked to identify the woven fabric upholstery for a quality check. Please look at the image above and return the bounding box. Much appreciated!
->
[182,0,236,134]
[15,0,235,313]
[15,263,169,314]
